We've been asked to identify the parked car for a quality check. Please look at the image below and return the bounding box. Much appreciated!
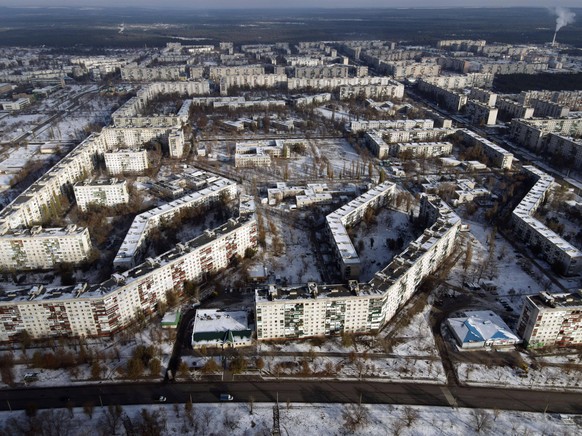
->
[220,394,234,401]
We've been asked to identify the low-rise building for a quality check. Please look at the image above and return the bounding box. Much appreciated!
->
[191,309,252,349]
[391,141,453,159]
[447,310,521,349]
[0,98,31,111]
[234,140,290,168]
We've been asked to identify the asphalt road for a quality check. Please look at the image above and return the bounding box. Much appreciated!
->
[0,381,580,414]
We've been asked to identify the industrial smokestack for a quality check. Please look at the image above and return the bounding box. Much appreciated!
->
[551,7,576,45]
[554,7,576,32]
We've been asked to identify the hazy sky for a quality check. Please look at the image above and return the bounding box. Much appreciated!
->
[0,0,580,9]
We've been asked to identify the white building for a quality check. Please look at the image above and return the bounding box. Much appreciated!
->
[417,80,467,112]
[510,117,582,152]
[0,216,256,341]
[339,83,404,100]
[348,119,434,133]
[0,225,92,270]
[104,149,149,175]
[191,309,252,349]
[234,140,290,168]
[468,88,497,107]
[391,141,453,159]
[517,291,582,348]
[73,178,129,212]
[0,98,31,111]
[326,182,396,280]
[496,98,535,120]
[511,166,582,276]
[456,129,513,169]
[465,100,498,126]
[114,171,237,269]
[256,195,460,340]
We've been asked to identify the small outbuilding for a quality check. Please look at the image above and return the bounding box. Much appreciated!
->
[191,309,252,349]
[446,310,521,349]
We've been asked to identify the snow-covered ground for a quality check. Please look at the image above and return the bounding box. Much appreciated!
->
[257,209,322,285]
[457,359,582,391]
[0,323,176,388]
[256,299,445,383]
[0,402,578,436]
[352,207,416,281]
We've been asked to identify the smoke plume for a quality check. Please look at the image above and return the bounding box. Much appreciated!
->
[553,7,576,32]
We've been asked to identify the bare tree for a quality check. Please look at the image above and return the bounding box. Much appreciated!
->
[223,410,239,431]
[402,406,420,427]
[341,403,370,434]
[248,395,255,415]
[471,409,493,433]
[390,419,406,436]
[83,401,95,420]
[100,404,124,436]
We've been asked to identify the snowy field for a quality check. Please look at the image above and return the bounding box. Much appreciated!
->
[353,207,416,281]
[0,402,578,436]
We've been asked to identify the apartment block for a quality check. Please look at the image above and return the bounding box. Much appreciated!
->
[209,65,265,80]
[291,65,349,79]
[420,73,494,90]
[114,171,237,269]
[390,141,453,159]
[0,216,256,341]
[465,100,498,126]
[510,118,582,152]
[531,99,570,118]
[456,129,514,169]
[468,88,497,107]
[287,76,399,91]
[120,66,186,81]
[496,98,535,120]
[339,83,404,100]
[364,131,390,159]
[73,178,129,212]
[256,195,460,340]
[517,291,582,348]
[545,134,582,170]
[0,225,92,271]
[104,149,149,175]
[348,118,434,133]
[382,128,455,144]
[326,182,396,280]
[417,80,467,112]
[511,166,582,276]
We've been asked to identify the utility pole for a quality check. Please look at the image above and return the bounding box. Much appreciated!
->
[272,392,281,436]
